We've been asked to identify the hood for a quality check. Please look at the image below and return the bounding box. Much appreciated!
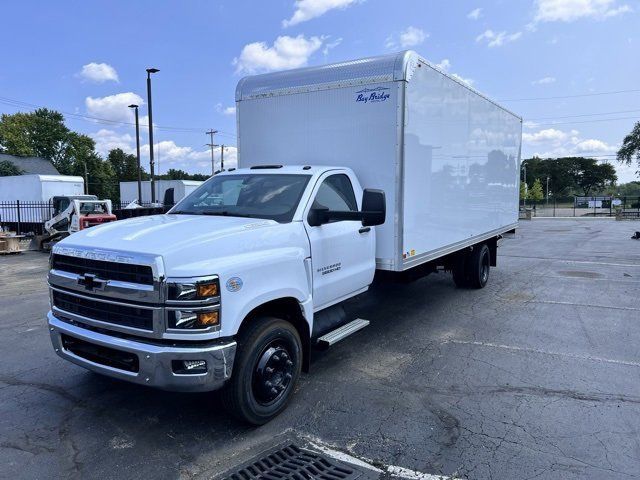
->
[58,214,289,270]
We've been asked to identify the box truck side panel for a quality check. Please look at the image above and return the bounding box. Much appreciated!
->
[238,81,402,268]
[40,176,84,202]
[402,62,521,268]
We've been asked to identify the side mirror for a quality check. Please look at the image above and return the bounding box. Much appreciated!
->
[361,189,386,226]
[308,206,330,227]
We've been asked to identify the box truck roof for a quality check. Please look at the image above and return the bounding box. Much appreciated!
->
[236,50,520,119]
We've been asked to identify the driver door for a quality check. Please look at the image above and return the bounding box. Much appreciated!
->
[304,172,376,310]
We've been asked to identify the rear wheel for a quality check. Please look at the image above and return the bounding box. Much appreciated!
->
[451,243,490,289]
[468,243,490,289]
[222,317,302,425]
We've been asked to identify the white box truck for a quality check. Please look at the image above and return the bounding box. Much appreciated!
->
[119,179,203,205]
[0,174,85,227]
[46,51,521,424]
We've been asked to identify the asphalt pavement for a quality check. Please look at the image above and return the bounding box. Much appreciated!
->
[1,218,639,479]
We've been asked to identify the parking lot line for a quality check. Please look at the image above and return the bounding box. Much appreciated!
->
[448,340,640,368]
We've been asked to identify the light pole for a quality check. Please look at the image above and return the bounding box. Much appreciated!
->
[146,68,159,203]
[522,164,527,208]
[205,129,218,176]
[128,104,142,203]
[546,176,550,206]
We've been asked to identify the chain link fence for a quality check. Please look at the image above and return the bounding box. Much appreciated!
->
[523,196,640,218]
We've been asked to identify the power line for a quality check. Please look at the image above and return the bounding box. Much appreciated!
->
[528,115,640,127]
[528,108,640,121]
[500,88,640,102]
[0,95,237,138]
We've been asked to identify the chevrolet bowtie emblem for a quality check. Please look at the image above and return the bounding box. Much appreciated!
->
[78,273,106,291]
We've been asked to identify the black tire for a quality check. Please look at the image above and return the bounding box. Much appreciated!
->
[222,317,302,425]
[468,243,490,289]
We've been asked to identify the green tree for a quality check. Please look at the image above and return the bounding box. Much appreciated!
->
[0,160,23,176]
[617,121,640,177]
[529,178,544,202]
[107,148,148,181]
[519,181,528,201]
[0,109,70,166]
[159,168,208,181]
[575,158,617,196]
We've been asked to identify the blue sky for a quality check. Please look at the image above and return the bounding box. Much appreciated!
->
[1,0,639,182]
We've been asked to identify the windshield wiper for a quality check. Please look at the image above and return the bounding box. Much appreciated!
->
[201,211,231,216]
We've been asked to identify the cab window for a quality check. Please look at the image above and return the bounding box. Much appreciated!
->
[311,174,357,215]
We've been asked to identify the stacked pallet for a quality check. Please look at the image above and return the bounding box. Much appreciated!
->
[0,232,24,254]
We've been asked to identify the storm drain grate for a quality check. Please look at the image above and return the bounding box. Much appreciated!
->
[220,443,364,480]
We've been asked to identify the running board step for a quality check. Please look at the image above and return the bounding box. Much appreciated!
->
[317,318,370,348]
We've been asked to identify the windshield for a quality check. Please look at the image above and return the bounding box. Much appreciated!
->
[171,173,311,223]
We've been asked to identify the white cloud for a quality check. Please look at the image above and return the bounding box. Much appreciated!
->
[233,35,324,74]
[467,8,482,20]
[534,0,632,22]
[85,92,144,123]
[89,128,239,175]
[283,0,360,27]
[323,37,343,56]
[433,58,474,86]
[216,103,236,116]
[523,128,568,144]
[523,120,541,129]
[400,26,428,47]
[77,62,119,83]
[90,129,135,157]
[532,76,557,85]
[476,29,522,47]
[385,26,429,49]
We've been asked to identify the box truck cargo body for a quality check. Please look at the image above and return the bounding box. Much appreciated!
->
[0,175,85,227]
[119,179,204,205]
[236,50,522,271]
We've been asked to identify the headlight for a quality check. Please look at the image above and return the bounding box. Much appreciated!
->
[165,275,221,332]
[168,309,220,330]
[167,276,220,301]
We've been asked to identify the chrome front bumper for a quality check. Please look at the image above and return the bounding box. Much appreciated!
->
[48,312,236,392]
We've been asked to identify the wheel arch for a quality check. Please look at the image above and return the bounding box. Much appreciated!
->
[238,297,311,372]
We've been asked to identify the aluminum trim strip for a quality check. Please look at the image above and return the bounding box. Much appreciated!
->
[401,223,519,270]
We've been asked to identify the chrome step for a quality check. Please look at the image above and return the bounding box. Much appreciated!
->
[317,318,370,348]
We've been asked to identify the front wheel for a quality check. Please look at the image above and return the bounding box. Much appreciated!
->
[222,317,302,425]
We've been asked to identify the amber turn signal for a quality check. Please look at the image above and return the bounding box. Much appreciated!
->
[197,311,219,327]
[196,282,219,298]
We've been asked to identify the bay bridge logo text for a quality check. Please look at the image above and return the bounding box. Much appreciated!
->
[355,87,390,104]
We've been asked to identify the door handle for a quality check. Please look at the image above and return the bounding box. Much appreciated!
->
[358,227,371,234]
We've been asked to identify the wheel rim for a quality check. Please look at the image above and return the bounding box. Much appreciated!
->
[252,341,295,406]
[481,251,489,284]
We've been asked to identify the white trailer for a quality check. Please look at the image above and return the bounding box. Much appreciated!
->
[119,179,203,205]
[237,50,522,271]
[0,174,85,202]
[0,175,85,225]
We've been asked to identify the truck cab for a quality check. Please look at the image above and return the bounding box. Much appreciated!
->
[48,166,385,424]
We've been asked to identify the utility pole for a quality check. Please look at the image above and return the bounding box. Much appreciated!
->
[146,68,160,203]
[83,162,89,195]
[546,176,550,206]
[205,129,218,175]
[129,104,142,203]
[213,144,225,171]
